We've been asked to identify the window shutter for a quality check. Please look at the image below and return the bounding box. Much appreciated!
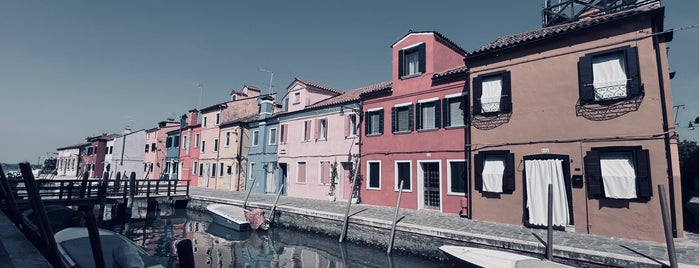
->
[584,150,603,196]
[281,124,287,143]
[364,112,369,135]
[578,55,595,103]
[503,152,515,192]
[472,76,483,115]
[500,71,512,113]
[634,148,652,198]
[391,107,397,133]
[408,104,414,131]
[314,119,321,140]
[418,43,426,73]
[443,99,451,127]
[474,152,484,192]
[398,50,405,77]
[344,116,350,137]
[434,100,441,128]
[415,103,423,130]
[625,46,643,98]
[378,111,384,135]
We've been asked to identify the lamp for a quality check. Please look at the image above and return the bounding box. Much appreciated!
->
[339,106,358,116]
[689,122,695,131]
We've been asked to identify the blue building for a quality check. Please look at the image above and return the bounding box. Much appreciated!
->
[245,94,283,194]
[164,129,180,180]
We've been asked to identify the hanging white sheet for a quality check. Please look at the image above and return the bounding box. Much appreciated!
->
[592,53,627,101]
[480,76,502,113]
[525,159,569,226]
[600,153,637,199]
[482,155,505,193]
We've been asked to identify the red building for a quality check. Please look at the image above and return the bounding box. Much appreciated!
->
[179,110,201,186]
[81,133,120,178]
[359,31,469,214]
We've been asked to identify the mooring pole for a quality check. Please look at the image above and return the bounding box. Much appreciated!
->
[270,183,284,224]
[387,180,404,255]
[81,205,106,268]
[176,239,196,268]
[547,184,553,261]
[0,166,22,224]
[243,175,257,210]
[659,185,678,268]
[339,164,360,243]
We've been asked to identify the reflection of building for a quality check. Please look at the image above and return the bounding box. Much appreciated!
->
[56,142,90,177]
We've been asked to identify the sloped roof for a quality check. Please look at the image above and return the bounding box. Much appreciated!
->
[307,81,392,109]
[391,31,466,54]
[432,65,469,80]
[288,77,344,95]
[467,2,662,57]
[57,142,91,150]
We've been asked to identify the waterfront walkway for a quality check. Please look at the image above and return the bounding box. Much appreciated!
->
[190,187,699,268]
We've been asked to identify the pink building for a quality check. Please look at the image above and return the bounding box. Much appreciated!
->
[360,31,469,214]
[179,109,201,186]
[143,121,179,180]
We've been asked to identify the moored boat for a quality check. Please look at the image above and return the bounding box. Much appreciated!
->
[206,203,270,231]
[55,227,164,268]
[439,245,572,268]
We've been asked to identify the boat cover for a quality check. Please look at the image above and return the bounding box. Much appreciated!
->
[244,208,266,230]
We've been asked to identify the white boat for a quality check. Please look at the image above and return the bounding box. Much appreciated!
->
[55,227,164,268]
[439,245,572,268]
[206,203,270,231]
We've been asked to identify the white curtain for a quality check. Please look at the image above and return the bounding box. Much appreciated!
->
[601,153,637,199]
[482,155,505,193]
[592,53,627,101]
[407,52,419,75]
[423,103,435,129]
[449,99,464,126]
[525,159,569,226]
[481,76,502,113]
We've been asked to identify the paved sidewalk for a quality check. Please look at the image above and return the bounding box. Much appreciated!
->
[190,187,699,267]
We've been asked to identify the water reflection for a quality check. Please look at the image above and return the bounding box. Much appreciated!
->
[102,209,450,268]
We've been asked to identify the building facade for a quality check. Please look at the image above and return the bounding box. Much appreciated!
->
[111,129,147,181]
[56,142,89,177]
[246,95,282,194]
[143,121,180,180]
[179,110,201,186]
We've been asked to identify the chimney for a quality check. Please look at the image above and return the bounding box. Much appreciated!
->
[258,95,275,120]
[187,109,199,126]
[123,128,132,135]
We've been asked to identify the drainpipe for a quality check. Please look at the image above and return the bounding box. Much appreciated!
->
[465,77,473,219]
[236,125,244,191]
[652,22,677,236]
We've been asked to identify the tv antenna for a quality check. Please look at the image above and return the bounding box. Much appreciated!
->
[259,68,274,95]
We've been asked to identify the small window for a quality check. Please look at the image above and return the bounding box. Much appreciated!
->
[280,124,288,143]
[199,163,204,176]
[201,140,206,153]
[220,163,224,177]
[584,146,651,199]
[293,92,301,104]
[297,162,307,183]
[474,150,515,193]
[320,161,331,185]
[473,71,512,115]
[345,114,357,137]
[151,143,156,152]
[213,139,219,152]
[215,113,220,125]
[448,160,466,194]
[443,95,466,127]
[194,134,200,148]
[174,135,180,147]
[391,104,413,133]
[183,135,188,150]
[398,43,426,78]
[578,46,641,104]
[252,130,259,146]
[365,109,384,136]
[166,137,172,148]
[269,128,277,145]
[317,118,328,140]
[211,163,217,178]
[395,161,411,191]
[367,161,381,189]
[225,132,231,147]
[302,121,311,142]
[193,161,198,175]
[203,116,207,128]
[416,100,440,131]
[145,144,149,152]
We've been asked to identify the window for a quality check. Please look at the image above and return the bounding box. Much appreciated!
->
[584,146,651,199]
[145,144,149,152]
[293,92,301,104]
[219,163,224,177]
[215,112,220,125]
[151,143,156,152]
[199,163,204,176]
[144,163,148,172]
[398,43,426,78]
[203,116,207,128]
[345,114,357,137]
[473,71,512,115]
[211,163,217,178]
[174,135,179,147]
[448,160,466,194]
[392,103,413,133]
[166,137,172,148]
[316,118,328,140]
[365,109,384,136]
[252,130,260,146]
[578,46,641,104]
[395,161,411,191]
[443,94,466,127]
[297,162,307,183]
[149,163,153,172]
[302,120,311,141]
[213,139,219,152]
[183,135,188,150]
[474,150,515,193]
[194,134,200,148]
[269,128,277,145]
[109,146,113,154]
[280,124,288,143]
[320,161,331,185]
[416,99,440,131]
[201,140,206,153]
[367,161,381,189]
[225,132,231,147]
[193,161,198,175]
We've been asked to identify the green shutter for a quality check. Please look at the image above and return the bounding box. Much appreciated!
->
[398,49,405,78]
[626,46,643,98]
[442,98,450,127]
[472,76,483,115]
[578,55,595,104]
[634,148,652,198]
[503,152,515,192]
[364,112,369,135]
[378,110,384,135]
[408,104,414,131]
[500,71,512,113]
[474,153,484,192]
[391,107,397,133]
[585,151,603,196]
[415,103,422,130]
[434,100,441,128]
[418,43,426,73]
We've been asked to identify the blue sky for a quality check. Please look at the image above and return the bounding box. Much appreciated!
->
[1,1,697,164]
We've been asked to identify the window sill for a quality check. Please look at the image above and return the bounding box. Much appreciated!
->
[447,192,466,196]
[366,133,383,137]
[417,128,439,133]
[345,135,358,139]
[392,130,412,135]
[394,189,413,193]
[400,73,423,80]
[367,187,381,191]
[444,125,466,130]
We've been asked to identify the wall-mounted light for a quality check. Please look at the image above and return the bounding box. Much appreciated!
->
[339,106,358,116]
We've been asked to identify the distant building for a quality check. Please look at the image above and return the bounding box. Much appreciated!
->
[245,94,282,194]
[179,110,201,185]
[82,133,120,178]
[56,142,90,177]
[111,128,147,180]
[143,121,180,180]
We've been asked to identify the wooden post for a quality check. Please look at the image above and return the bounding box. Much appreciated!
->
[547,183,553,261]
[339,162,360,243]
[0,166,23,225]
[19,162,63,267]
[387,180,404,255]
[270,183,284,224]
[243,175,257,210]
[658,185,678,268]
[79,171,89,198]
[128,172,136,209]
[81,205,106,268]
[176,239,196,268]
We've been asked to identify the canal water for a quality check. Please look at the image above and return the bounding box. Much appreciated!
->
[101,207,453,268]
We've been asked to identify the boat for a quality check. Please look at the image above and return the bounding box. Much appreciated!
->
[55,227,164,268]
[206,203,270,231]
[21,205,81,238]
[206,221,252,241]
[439,245,572,268]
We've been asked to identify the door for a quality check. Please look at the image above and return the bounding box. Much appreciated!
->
[266,162,276,193]
[342,162,353,200]
[421,162,441,210]
[278,163,287,195]
[524,156,573,227]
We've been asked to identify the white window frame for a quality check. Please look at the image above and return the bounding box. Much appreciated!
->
[213,138,219,152]
[268,127,278,145]
[393,102,412,133]
[417,160,443,212]
[366,108,383,136]
[302,120,312,142]
[248,162,255,181]
[215,112,220,125]
[203,116,207,128]
[319,118,328,140]
[293,92,301,104]
[394,160,413,192]
[252,130,260,146]
[447,159,466,195]
[366,160,381,190]
[225,132,231,147]
[201,140,206,153]
[444,93,467,128]
[192,160,198,175]
[417,98,439,131]
[296,161,307,184]
[348,113,358,137]
[194,134,200,148]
